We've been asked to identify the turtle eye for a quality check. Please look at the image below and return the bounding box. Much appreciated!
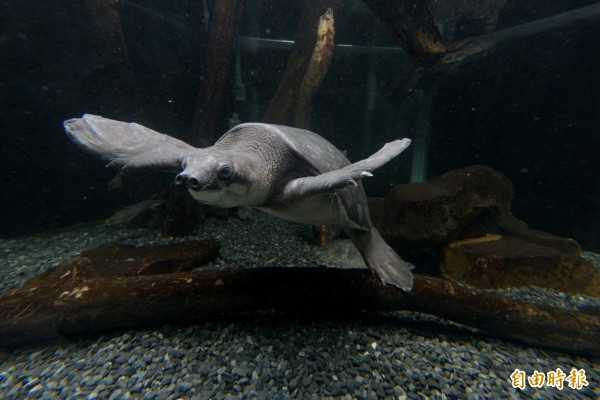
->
[217,165,233,181]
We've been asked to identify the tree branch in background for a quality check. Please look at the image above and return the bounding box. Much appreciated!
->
[361,0,462,67]
[294,7,336,129]
[189,0,244,147]
[263,0,343,125]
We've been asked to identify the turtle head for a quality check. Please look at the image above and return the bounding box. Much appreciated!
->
[175,151,257,208]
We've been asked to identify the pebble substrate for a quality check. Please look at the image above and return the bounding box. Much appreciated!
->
[0,213,598,399]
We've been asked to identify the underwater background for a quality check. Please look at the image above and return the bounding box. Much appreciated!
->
[1,0,599,399]
[1,0,599,251]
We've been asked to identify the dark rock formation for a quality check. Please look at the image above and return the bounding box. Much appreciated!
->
[441,235,599,296]
[497,214,582,255]
[369,164,598,295]
[377,165,512,246]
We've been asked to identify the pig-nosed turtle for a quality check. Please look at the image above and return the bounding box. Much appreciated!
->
[64,114,414,291]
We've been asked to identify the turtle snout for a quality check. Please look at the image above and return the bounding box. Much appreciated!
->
[175,173,201,190]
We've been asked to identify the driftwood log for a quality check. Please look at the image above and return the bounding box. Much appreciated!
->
[0,241,598,356]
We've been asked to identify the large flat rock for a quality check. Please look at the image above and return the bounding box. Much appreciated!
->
[440,235,599,296]
[376,165,512,246]
[367,164,593,294]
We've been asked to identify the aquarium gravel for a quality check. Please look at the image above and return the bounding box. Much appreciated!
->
[0,213,598,399]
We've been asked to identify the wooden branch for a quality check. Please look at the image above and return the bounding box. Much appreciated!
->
[442,3,600,64]
[361,0,460,67]
[262,0,342,125]
[1,242,597,356]
[189,0,244,147]
[294,7,336,129]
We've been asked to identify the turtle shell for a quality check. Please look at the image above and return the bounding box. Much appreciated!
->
[214,123,372,231]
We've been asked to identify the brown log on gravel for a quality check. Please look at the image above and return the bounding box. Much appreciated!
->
[0,243,598,356]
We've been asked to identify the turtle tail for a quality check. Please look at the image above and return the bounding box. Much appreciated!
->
[345,227,414,292]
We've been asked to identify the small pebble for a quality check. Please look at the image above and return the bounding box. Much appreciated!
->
[27,384,44,398]
[177,381,192,392]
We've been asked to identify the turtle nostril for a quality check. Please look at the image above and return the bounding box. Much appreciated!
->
[188,177,200,190]
[175,174,201,190]
[175,174,187,186]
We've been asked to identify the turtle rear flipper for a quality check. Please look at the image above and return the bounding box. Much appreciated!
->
[345,227,414,292]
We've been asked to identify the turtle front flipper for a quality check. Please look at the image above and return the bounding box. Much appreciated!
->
[64,114,195,170]
[282,138,411,200]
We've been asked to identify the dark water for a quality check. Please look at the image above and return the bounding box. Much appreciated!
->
[0,0,599,252]
[1,2,599,399]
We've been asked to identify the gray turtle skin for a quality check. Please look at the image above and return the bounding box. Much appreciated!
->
[64,115,414,291]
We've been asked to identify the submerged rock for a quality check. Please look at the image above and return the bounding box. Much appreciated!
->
[497,214,582,255]
[369,164,597,294]
[440,235,599,296]
[375,165,512,246]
